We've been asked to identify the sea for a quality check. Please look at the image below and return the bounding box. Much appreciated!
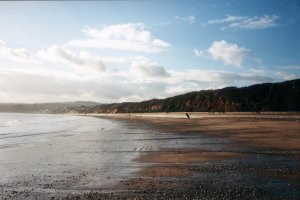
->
[0,112,114,149]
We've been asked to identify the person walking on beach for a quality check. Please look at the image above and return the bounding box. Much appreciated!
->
[185,112,190,118]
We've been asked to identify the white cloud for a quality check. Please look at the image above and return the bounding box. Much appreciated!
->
[66,23,170,53]
[195,40,251,67]
[193,49,205,57]
[248,68,267,74]
[163,69,275,96]
[0,39,34,62]
[208,15,247,24]
[175,15,196,23]
[0,69,126,103]
[274,71,298,80]
[249,67,299,81]
[3,59,296,103]
[282,65,300,70]
[9,48,32,60]
[155,21,171,26]
[130,59,170,78]
[0,32,293,104]
[0,66,279,103]
[208,15,280,29]
[0,39,7,47]
[99,56,129,64]
[38,45,106,73]
[0,68,170,103]
[208,40,250,67]
[168,69,273,84]
[230,15,279,29]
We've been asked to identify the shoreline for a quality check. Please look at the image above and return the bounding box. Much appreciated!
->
[73,113,299,199]
[1,113,299,199]
[90,112,300,150]
[84,111,300,120]
[60,113,300,199]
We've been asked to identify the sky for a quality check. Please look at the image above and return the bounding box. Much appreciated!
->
[0,0,299,103]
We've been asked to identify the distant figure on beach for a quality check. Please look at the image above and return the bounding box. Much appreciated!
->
[166,105,170,114]
[185,112,190,118]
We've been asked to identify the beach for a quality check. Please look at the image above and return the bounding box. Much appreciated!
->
[110,112,300,149]
[62,112,300,199]
[1,113,299,199]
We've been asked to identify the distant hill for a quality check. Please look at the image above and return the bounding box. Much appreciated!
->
[0,101,99,113]
[54,79,300,113]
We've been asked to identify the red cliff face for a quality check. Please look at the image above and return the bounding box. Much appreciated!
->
[150,105,161,111]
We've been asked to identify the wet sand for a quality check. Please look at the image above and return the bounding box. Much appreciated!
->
[109,115,300,150]
[135,150,241,163]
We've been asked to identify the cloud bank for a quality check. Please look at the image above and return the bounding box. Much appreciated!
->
[0,68,277,103]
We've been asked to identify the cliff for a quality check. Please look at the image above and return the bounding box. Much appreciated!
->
[1,79,298,114]
[56,78,300,113]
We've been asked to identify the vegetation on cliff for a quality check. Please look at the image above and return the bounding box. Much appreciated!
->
[0,79,298,113]
[58,79,300,113]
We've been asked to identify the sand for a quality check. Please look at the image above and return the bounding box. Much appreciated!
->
[135,150,240,163]
[101,113,300,199]
[2,113,300,199]
[108,114,300,150]
[62,113,300,199]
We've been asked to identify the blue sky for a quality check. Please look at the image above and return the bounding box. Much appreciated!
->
[0,0,299,103]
